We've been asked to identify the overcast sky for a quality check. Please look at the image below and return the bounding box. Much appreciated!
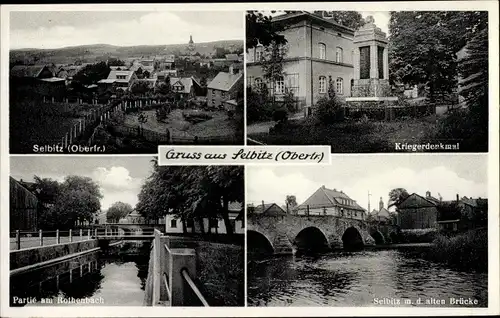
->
[10,156,155,210]
[10,11,243,49]
[247,155,488,212]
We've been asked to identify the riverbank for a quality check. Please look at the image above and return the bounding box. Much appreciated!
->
[420,229,488,272]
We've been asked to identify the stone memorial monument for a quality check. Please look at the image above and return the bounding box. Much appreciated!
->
[346,16,397,103]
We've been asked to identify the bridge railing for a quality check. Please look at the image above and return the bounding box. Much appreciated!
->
[93,227,156,237]
[152,229,209,307]
[10,229,93,251]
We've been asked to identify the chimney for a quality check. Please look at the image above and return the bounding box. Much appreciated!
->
[426,191,431,198]
[456,194,459,202]
[261,200,265,211]
[229,64,234,74]
[322,185,325,189]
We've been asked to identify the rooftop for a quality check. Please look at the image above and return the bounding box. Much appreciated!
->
[207,72,242,91]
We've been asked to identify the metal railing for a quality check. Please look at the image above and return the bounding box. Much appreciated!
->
[10,229,92,251]
[151,229,209,306]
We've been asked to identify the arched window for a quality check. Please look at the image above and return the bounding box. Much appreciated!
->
[275,76,285,95]
[336,47,343,63]
[336,77,344,95]
[319,76,327,94]
[319,43,326,59]
[254,77,263,90]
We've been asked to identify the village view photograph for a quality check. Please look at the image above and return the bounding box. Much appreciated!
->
[246,10,488,153]
[9,11,244,154]
[9,156,244,307]
[246,155,488,307]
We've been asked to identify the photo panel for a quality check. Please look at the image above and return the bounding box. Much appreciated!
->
[9,156,244,307]
[245,10,489,153]
[246,155,488,307]
[9,10,244,154]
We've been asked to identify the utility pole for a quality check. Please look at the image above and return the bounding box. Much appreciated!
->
[368,191,372,214]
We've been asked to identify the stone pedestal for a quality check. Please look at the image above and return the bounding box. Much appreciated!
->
[350,16,392,99]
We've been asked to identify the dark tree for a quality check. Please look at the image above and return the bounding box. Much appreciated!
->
[246,11,288,49]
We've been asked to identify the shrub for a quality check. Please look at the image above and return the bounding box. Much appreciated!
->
[426,229,487,272]
[272,108,288,123]
[398,228,438,243]
[314,95,345,124]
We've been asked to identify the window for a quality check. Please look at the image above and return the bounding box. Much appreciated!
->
[275,76,285,94]
[186,219,194,228]
[254,77,263,90]
[319,43,326,59]
[255,50,263,62]
[209,218,218,228]
[336,47,343,63]
[319,76,327,94]
[211,98,215,106]
[170,219,177,228]
[323,207,327,215]
[221,92,226,99]
[336,78,344,95]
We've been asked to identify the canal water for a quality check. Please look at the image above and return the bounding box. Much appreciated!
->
[10,242,151,307]
[247,249,488,307]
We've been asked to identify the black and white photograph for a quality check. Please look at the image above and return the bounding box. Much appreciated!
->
[246,11,489,153]
[9,156,244,307]
[246,155,488,307]
[9,11,244,154]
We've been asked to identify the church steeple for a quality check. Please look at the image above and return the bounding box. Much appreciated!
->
[379,197,384,211]
[189,35,194,45]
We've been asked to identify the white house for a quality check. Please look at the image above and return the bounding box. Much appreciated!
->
[165,201,244,234]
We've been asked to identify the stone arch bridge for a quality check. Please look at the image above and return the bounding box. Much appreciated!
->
[247,214,398,255]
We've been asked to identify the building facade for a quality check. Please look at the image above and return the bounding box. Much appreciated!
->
[246,12,355,115]
[295,185,366,219]
[207,72,243,108]
[397,193,438,229]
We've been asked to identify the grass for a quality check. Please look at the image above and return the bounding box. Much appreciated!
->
[195,242,244,307]
[247,115,442,153]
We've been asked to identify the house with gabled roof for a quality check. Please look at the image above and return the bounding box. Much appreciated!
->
[397,193,439,229]
[97,70,137,91]
[296,185,366,220]
[249,202,287,216]
[207,71,243,108]
[369,197,392,224]
[169,76,203,98]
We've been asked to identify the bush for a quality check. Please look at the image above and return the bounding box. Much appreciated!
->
[272,108,288,123]
[426,229,487,272]
[314,95,345,124]
[398,228,438,243]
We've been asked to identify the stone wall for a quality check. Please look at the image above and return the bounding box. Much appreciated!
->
[10,239,99,270]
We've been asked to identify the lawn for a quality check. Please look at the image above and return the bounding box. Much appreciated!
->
[248,115,442,153]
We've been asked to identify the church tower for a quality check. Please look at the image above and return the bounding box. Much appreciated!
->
[187,35,195,54]
[379,197,384,211]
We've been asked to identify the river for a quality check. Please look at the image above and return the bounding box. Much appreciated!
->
[10,242,150,307]
[247,249,488,307]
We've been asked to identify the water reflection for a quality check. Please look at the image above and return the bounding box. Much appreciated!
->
[11,241,151,306]
[248,250,488,307]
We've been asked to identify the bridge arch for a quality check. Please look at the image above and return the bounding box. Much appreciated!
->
[342,226,364,250]
[293,226,329,253]
[370,229,386,245]
[247,230,274,256]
